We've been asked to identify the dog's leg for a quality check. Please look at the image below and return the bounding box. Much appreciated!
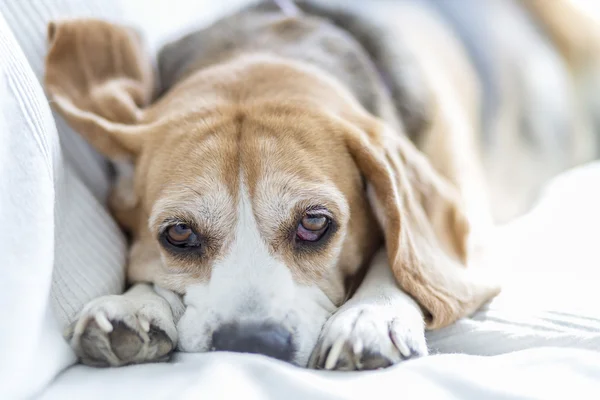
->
[309,249,427,371]
[65,283,178,367]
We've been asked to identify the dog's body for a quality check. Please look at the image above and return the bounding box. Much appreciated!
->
[44,0,600,369]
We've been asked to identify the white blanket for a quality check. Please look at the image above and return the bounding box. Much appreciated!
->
[41,348,600,400]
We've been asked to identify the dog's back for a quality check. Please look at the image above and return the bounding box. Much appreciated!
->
[157,2,399,129]
[426,0,599,220]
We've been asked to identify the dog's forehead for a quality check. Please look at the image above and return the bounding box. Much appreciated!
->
[146,115,355,210]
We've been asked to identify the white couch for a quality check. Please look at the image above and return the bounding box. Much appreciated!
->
[1,1,599,399]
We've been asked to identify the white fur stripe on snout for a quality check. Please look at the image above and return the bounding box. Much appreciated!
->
[206,180,296,316]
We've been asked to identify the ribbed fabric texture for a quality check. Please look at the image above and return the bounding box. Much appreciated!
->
[1,13,66,399]
[0,0,127,328]
[52,166,127,325]
[427,304,600,356]
[0,14,67,399]
[0,2,130,396]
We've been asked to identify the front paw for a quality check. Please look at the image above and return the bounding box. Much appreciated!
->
[65,296,175,367]
[309,305,427,371]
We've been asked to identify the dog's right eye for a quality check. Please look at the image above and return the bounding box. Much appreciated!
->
[162,223,201,250]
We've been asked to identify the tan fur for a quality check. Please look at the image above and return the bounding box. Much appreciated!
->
[45,19,154,159]
[45,16,500,331]
[519,0,600,171]
[520,0,600,70]
[371,3,493,245]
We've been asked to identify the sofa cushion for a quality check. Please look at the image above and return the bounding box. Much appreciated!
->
[0,8,126,398]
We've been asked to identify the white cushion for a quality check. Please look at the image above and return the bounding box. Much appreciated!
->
[0,7,126,398]
[0,12,72,398]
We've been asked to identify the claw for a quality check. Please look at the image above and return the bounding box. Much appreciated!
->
[73,317,90,337]
[389,321,411,358]
[324,337,345,370]
[352,338,364,369]
[139,316,151,333]
[352,338,363,357]
[95,312,114,333]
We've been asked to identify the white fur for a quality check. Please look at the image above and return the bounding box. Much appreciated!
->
[177,179,335,365]
[310,249,427,370]
[66,283,177,366]
[70,284,177,343]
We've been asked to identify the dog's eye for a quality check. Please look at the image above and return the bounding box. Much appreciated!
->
[165,223,199,248]
[296,214,330,242]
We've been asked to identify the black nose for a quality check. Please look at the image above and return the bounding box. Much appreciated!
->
[211,322,295,362]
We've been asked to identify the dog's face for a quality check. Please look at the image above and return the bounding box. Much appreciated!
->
[45,19,499,366]
[132,85,381,364]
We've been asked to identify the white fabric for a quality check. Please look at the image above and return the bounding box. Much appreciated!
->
[0,5,126,398]
[0,12,74,398]
[40,348,600,400]
[427,161,600,356]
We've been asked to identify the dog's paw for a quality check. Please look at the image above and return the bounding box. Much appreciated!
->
[65,295,176,367]
[309,305,427,371]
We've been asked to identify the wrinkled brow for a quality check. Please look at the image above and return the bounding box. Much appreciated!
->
[252,170,349,236]
[148,181,236,237]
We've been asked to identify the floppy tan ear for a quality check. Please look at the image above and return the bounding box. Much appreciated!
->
[44,19,154,159]
[342,113,500,330]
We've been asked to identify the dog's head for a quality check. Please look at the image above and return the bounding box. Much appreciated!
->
[45,19,499,366]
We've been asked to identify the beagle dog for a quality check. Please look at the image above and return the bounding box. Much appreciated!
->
[44,0,599,369]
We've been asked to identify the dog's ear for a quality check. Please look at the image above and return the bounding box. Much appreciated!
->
[341,112,500,329]
[45,19,154,159]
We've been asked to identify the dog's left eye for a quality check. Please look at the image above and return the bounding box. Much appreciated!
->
[296,214,330,242]
[163,223,201,249]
